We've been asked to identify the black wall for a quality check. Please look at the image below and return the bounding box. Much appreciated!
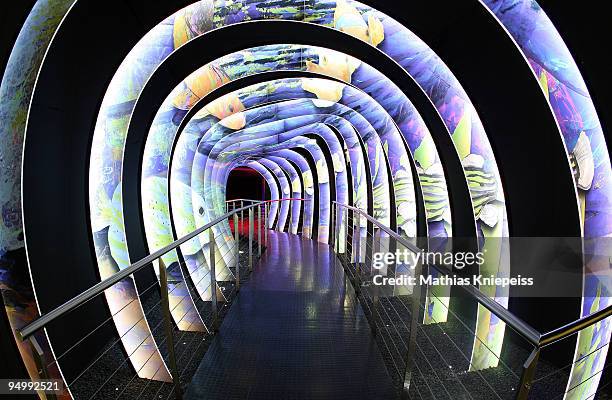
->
[0,1,36,77]
[539,0,612,154]
[0,0,39,382]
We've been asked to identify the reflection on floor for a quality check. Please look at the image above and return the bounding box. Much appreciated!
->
[185,231,398,400]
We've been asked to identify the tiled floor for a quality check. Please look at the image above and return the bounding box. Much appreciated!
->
[185,231,398,400]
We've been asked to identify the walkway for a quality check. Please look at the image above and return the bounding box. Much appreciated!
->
[185,231,398,400]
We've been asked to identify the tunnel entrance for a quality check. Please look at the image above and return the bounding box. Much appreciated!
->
[226,167,269,201]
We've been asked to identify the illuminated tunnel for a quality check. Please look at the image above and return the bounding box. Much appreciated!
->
[0,1,610,399]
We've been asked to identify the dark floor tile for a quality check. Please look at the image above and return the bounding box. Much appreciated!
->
[185,232,398,400]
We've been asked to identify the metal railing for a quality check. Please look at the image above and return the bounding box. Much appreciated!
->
[17,198,306,400]
[329,201,612,400]
[15,198,610,399]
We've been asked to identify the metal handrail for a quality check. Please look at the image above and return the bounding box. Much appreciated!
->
[18,198,305,340]
[226,198,260,203]
[227,198,307,203]
[332,202,611,347]
[18,198,610,346]
[540,303,612,347]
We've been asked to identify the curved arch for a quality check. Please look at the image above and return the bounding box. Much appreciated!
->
[170,108,346,276]
[267,156,305,234]
[481,2,612,396]
[249,162,281,228]
[258,159,292,231]
[202,122,345,244]
[213,122,350,240]
[273,150,316,237]
[89,1,502,296]
[88,11,508,372]
[173,77,456,326]
[140,44,447,248]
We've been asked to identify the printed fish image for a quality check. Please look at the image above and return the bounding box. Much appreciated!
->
[173,65,232,110]
[333,0,385,47]
[462,154,500,228]
[173,1,214,48]
[372,182,390,222]
[204,94,247,130]
[417,163,451,226]
[302,78,345,103]
[570,131,595,191]
[316,159,330,184]
[305,49,361,82]
[394,172,417,237]
[332,151,346,173]
[303,170,315,195]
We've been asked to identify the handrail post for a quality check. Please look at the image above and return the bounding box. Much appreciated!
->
[240,200,244,235]
[275,201,281,232]
[335,203,341,254]
[330,203,336,254]
[402,253,422,399]
[515,348,540,400]
[234,213,240,292]
[284,199,288,232]
[354,210,361,292]
[264,202,269,245]
[333,204,340,270]
[28,336,58,400]
[159,259,183,399]
[209,229,219,332]
[371,228,381,336]
[372,228,380,275]
[258,204,262,256]
[249,207,254,270]
[343,206,349,256]
[391,235,397,297]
